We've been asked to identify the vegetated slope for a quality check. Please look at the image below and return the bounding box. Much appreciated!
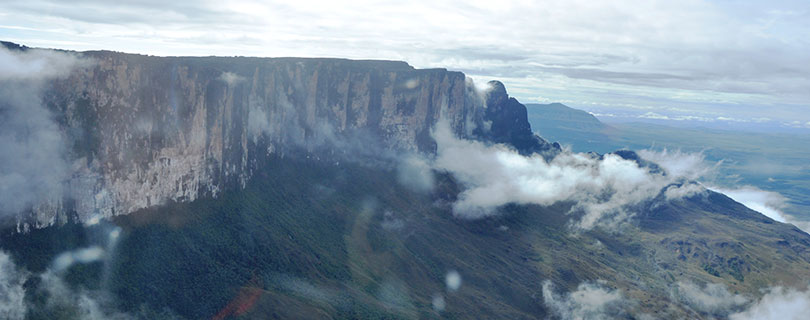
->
[4,156,810,319]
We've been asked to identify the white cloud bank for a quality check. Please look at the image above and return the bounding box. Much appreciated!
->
[0,46,85,217]
[431,121,708,230]
[730,286,810,320]
[711,186,788,223]
[0,46,82,81]
[544,279,810,320]
[709,186,810,234]
[426,121,810,233]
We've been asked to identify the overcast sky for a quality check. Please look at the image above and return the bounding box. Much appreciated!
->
[2,0,809,127]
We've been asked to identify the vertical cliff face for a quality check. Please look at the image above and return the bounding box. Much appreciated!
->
[0,45,550,229]
[476,80,560,158]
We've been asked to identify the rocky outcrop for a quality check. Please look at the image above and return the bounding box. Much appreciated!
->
[3,45,546,229]
[476,80,560,158]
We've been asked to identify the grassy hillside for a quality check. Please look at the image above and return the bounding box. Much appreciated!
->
[3,156,810,319]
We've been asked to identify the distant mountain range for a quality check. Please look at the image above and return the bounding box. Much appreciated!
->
[526,103,606,131]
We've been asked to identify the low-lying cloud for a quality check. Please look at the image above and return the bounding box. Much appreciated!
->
[673,281,748,316]
[396,154,434,193]
[0,46,82,80]
[218,71,244,86]
[542,279,810,319]
[542,280,628,320]
[427,120,809,233]
[431,120,709,230]
[669,279,810,320]
[52,246,105,272]
[0,46,85,218]
[33,270,134,320]
[709,186,810,234]
[0,252,26,319]
[711,186,788,223]
[636,149,715,181]
[0,250,135,320]
[730,286,810,320]
[0,223,175,320]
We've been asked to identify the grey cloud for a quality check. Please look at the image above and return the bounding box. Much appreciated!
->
[52,246,105,272]
[0,47,85,218]
[228,72,275,143]
[472,61,807,102]
[243,85,401,167]
[730,286,810,320]
[431,294,446,311]
[432,46,531,63]
[542,280,629,320]
[663,183,706,201]
[380,210,405,231]
[537,66,696,82]
[0,46,83,80]
[449,46,810,107]
[33,271,135,320]
[248,104,271,141]
[4,0,810,123]
[376,279,415,314]
[219,71,244,86]
[0,250,135,320]
[673,281,749,316]
[0,252,26,319]
[5,0,250,27]
[0,223,169,319]
[396,154,434,193]
[267,272,348,307]
[542,279,810,320]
